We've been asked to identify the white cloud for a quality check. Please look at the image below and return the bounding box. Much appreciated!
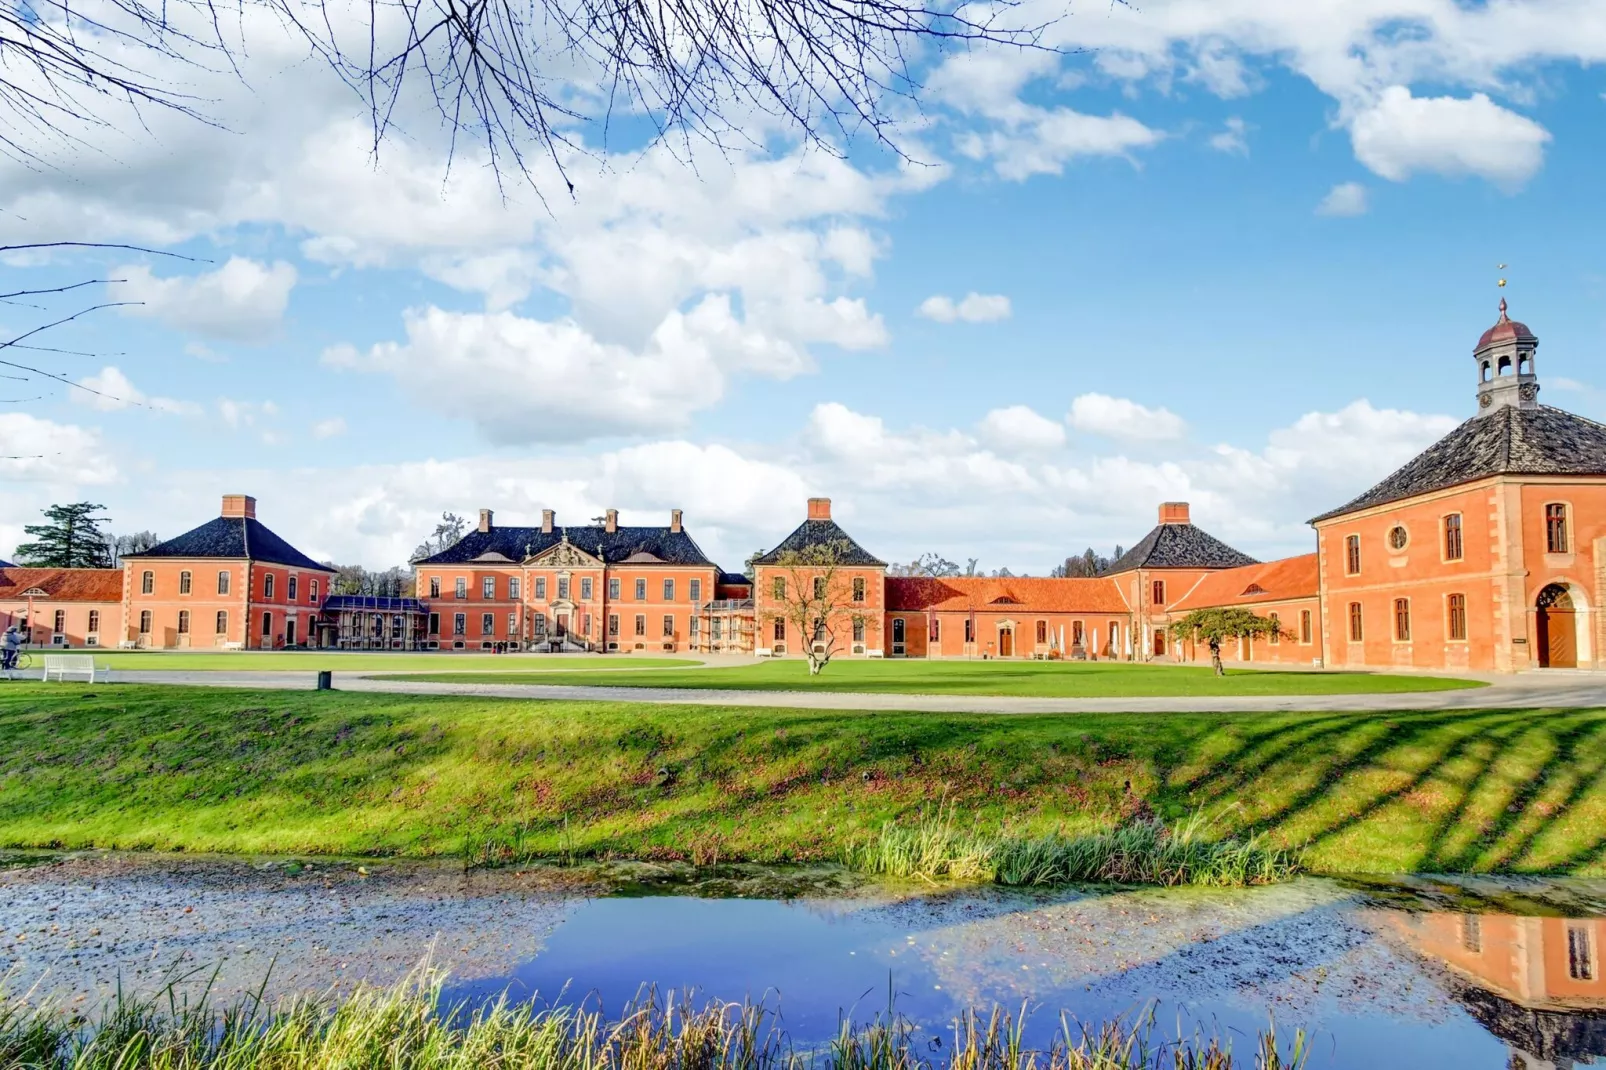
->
[1208,117,1249,156]
[1348,87,1551,188]
[1067,393,1187,442]
[976,406,1067,454]
[72,366,199,415]
[312,417,348,438]
[110,258,297,340]
[1316,182,1369,217]
[326,294,852,444]
[218,398,278,429]
[957,108,1164,181]
[918,292,1013,323]
[0,413,116,485]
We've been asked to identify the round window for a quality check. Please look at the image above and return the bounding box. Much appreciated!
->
[1388,525,1409,551]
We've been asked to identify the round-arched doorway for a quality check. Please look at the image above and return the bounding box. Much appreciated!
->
[1536,584,1578,669]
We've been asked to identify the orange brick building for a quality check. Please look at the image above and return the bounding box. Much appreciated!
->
[1311,300,1606,671]
[39,300,1594,673]
[0,566,122,648]
[410,507,720,652]
[121,495,335,649]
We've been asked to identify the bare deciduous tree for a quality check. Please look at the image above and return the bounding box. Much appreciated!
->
[5,0,1052,188]
[761,537,866,674]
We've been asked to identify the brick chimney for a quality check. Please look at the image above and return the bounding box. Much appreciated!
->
[541,509,554,534]
[221,494,256,519]
[670,509,683,533]
[807,497,832,521]
[1158,502,1191,526]
[605,508,618,533]
[478,508,493,533]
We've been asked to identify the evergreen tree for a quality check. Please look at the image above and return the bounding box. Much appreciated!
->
[14,503,115,569]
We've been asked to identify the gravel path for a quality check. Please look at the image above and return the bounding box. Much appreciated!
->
[62,668,1606,713]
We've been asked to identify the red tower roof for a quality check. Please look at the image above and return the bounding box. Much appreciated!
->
[1476,298,1535,349]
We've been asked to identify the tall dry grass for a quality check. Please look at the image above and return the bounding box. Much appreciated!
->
[841,807,1299,887]
[0,967,1305,1070]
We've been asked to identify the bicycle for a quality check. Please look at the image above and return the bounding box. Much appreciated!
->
[2,651,31,675]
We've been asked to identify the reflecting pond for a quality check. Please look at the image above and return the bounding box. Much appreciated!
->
[4,855,1604,1069]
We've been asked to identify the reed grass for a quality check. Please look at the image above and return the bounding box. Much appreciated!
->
[842,807,1300,887]
[0,967,1305,1070]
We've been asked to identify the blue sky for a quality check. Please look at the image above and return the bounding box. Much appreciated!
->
[2,2,1604,573]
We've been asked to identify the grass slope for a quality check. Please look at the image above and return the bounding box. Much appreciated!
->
[379,658,1484,696]
[1,685,1600,875]
[86,653,696,672]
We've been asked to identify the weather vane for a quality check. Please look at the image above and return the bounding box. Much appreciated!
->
[1497,263,1507,289]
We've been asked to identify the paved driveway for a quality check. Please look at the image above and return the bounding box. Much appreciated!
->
[56,668,1606,713]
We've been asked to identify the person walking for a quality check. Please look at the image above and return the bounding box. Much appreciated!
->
[2,625,20,679]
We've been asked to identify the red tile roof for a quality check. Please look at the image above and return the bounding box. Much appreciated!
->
[886,576,1130,614]
[0,567,123,603]
[1168,554,1319,612]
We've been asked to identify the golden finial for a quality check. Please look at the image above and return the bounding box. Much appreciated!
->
[1497,263,1507,289]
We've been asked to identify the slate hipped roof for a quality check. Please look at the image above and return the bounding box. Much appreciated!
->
[1310,405,1606,523]
[1105,522,1258,573]
[0,567,123,602]
[124,517,333,572]
[415,525,715,566]
[752,519,885,567]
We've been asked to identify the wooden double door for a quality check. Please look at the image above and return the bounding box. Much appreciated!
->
[1537,585,1578,669]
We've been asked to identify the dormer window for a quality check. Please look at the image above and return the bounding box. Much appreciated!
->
[1242,583,1267,596]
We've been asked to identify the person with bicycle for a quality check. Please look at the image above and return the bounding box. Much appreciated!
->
[2,625,20,676]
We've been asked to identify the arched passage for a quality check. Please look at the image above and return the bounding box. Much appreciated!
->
[1536,584,1578,668]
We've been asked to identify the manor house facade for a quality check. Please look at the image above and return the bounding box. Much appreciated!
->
[3,300,1600,671]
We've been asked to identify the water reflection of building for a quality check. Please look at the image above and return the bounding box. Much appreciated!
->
[1391,912,1606,1070]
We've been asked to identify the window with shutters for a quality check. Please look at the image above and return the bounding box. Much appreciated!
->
[1447,594,1467,641]
[1443,514,1463,560]
[1546,503,1570,553]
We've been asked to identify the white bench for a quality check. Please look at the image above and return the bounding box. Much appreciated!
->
[43,654,100,682]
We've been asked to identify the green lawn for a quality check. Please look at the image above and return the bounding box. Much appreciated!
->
[0,684,1599,875]
[379,657,1485,696]
[86,652,696,672]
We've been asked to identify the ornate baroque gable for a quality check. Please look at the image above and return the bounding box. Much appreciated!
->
[527,538,601,568]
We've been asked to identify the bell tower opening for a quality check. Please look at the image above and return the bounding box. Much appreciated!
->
[1473,298,1539,415]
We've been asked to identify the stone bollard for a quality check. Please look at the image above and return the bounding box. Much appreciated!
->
[316,670,333,691]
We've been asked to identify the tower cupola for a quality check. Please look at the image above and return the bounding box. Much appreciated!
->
[1473,297,1539,415]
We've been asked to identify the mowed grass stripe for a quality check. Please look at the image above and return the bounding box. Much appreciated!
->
[1,685,1600,875]
[374,658,1485,696]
